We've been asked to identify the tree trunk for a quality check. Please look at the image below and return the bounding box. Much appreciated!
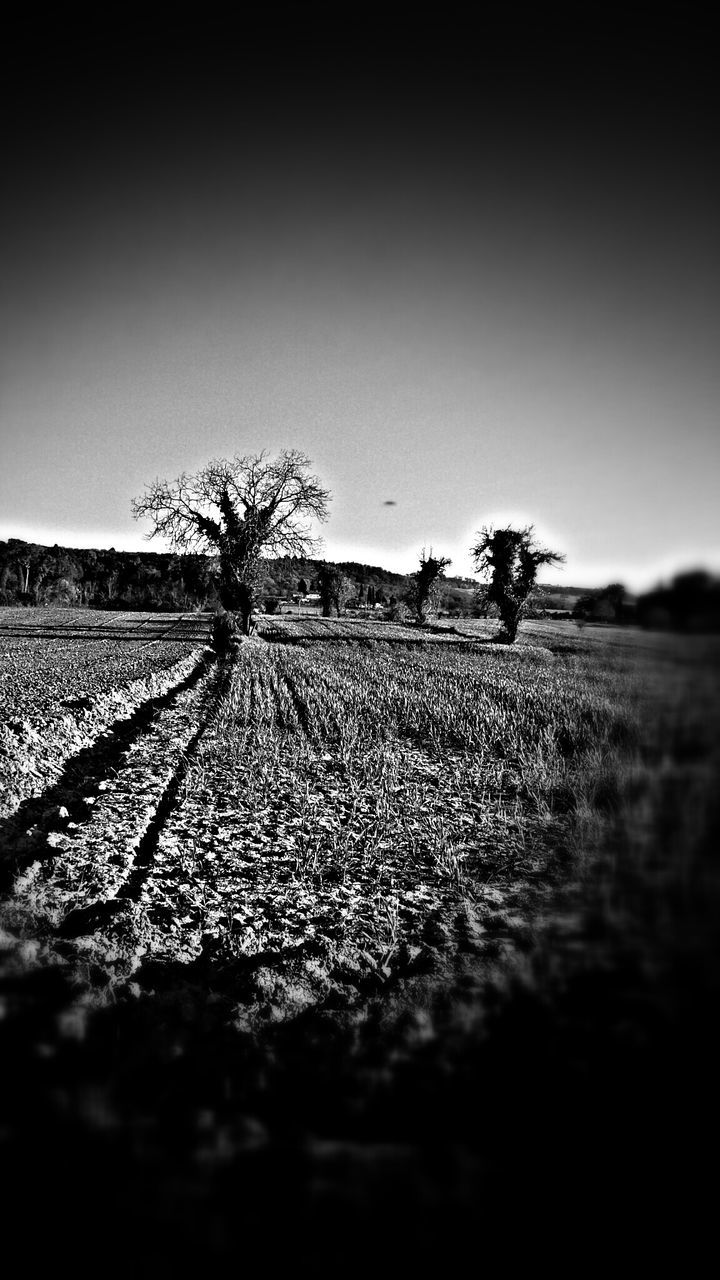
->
[237,582,255,635]
[219,573,255,636]
[212,610,239,657]
[499,600,522,642]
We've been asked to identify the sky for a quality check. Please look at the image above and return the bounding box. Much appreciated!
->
[1,4,718,592]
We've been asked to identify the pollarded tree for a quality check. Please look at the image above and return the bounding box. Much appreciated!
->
[471,525,565,642]
[132,450,331,635]
[410,548,452,625]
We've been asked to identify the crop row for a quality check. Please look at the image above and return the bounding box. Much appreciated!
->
[126,636,642,991]
[3,619,714,1025]
[256,613,489,643]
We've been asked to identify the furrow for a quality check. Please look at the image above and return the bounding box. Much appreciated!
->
[0,653,233,933]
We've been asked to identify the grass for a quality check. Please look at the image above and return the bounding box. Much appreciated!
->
[1,614,719,1264]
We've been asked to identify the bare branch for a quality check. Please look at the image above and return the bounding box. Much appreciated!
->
[131,448,332,625]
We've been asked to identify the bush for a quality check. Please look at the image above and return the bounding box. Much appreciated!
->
[385,599,408,622]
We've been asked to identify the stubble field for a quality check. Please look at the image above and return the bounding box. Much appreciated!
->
[1,607,718,1267]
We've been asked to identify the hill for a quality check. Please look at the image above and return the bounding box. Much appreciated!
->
[0,535,648,619]
[0,537,416,612]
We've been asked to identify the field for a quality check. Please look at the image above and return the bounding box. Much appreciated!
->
[1,607,719,1266]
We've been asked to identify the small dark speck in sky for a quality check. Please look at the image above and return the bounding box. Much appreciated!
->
[383,500,397,506]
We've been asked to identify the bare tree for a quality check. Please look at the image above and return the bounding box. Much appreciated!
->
[132,450,331,635]
[471,525,565,642]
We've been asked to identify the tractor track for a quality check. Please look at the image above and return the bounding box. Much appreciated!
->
[0,651,236,942]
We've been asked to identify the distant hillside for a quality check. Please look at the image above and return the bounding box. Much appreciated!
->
[0,538,415,611]
[12,536,689,622]
[0,537,217,611]
[535,584,603,598]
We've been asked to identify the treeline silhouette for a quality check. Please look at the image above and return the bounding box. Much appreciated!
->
[635,570,720,634]
[0,538,216,611]
[571,572,720,633]
[0,538,410,614]
[2,538,718,631]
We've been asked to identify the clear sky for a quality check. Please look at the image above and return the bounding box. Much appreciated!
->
[2,5,718,591]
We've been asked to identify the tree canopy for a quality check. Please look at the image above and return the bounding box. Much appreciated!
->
[317,563,352,617]
[410,548,452,624]
[472,525,565,641]
[132,450,331,631]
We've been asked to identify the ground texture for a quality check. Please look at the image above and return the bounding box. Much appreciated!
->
[1,610,718,1269]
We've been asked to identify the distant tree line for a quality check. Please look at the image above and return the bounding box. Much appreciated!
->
[0,538,218,611]
[0,537,488,619]
[571,583,635,625]
[0,538,412,615]
[0,532,504,622]
[570,571,720,632]
[634,571,720,633]
[3,540,717,634]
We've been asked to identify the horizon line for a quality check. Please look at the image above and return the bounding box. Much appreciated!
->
[1,527,717,596]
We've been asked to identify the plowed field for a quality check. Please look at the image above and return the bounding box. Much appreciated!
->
[1,609,718,1267]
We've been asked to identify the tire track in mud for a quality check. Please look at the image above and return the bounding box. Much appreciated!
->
[0,651,238,939]
[0,650,212,877]
[112,659,237,908]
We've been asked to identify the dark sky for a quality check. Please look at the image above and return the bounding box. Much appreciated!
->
[2,4,718,586]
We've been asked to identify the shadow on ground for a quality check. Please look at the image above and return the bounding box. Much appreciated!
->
[2,814,718,1270]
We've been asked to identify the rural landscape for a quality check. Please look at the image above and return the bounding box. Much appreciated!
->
[3,1,718,1266]
[2,455,719,1265]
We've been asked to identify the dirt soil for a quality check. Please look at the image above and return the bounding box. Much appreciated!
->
[1,634,718,1270]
